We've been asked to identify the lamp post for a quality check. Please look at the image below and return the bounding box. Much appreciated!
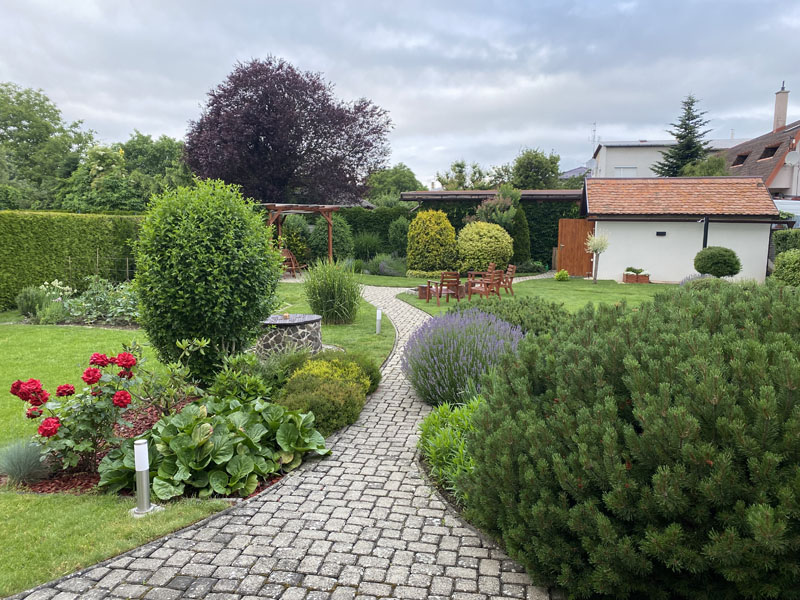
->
[376,309,382,335]
[130,439,163,518]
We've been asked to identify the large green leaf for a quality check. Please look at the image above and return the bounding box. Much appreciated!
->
[208,470,228,495]
[276,422,299,452]
[188,471,209,488]
[192,422,214,446]
[241,473,259,497]
[152,477,184,501]
[226,455,255,483]
[211,437,235,464]
[157,459,178,479]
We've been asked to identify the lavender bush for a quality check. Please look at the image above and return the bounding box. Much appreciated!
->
[401,309,522,405]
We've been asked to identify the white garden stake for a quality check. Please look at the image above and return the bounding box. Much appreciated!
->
[130,439,163,518]
[376,308,382,335]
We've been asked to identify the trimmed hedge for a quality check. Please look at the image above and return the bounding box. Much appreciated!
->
[339,206,411,238]
[772,248,800,286]
[694,246,741,278]
[0,211,141,309]
[419,199,580,266]
[407,210,457,272]
[773,228,800,257]
[456,221,513,272]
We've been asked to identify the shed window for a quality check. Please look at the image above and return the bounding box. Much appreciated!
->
[759,146,780,160]
[614,166,637,177]
[732,153,748,166]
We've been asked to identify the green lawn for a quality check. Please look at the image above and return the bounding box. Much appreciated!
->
[402,277,674,316]
[355,274,428,288]
[0,283,393,595]
[276,282,395,364]
[0,494,227,597]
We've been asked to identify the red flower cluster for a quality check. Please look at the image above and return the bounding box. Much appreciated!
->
[56,384,75,397]
[112,390,132,408]
[118,370,134,379]
[89,353,111,367]
[10,378,50,406]
[114,352,137,369]
[38,416,61,437]
[82,368,102,385]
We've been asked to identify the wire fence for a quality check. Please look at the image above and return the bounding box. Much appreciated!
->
[61,251,136,289]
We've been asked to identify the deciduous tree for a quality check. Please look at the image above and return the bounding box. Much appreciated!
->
[511,148,560,189]
[184,57,391,204]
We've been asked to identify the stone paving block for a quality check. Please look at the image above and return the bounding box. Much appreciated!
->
[11,281,556,600]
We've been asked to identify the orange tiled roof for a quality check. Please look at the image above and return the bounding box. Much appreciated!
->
[585,177,778,216]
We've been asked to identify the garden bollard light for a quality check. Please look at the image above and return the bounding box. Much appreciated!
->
[130,439,163,518]
[376,308,382,335]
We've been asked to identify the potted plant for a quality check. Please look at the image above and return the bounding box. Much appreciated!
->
[623,267,650,283]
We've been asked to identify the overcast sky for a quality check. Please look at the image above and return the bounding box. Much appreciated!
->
[1,0,797,187]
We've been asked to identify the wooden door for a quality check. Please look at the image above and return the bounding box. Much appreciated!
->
[557,219,594,276]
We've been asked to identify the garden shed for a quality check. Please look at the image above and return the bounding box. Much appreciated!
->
[582,177,781,283]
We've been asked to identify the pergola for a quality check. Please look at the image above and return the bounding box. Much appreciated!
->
[261,203,342,262]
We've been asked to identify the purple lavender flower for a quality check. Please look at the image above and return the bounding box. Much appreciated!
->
[401,308,522,405]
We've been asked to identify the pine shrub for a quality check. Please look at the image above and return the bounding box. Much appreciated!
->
[448,295,567,336]
[304,259,362,324]
[406,210,457,272]
[388,216,410,256]
[463,283,800,599]
[694,246,741,278]
[353,232,382,260]
[772,248,800,286]
[773,228,800,257]
[457,221,514,273]
[308,213,354,261]
[135,180,283,382]
[401,309,522,406]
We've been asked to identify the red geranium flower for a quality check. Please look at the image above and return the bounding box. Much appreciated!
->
[117,369,134,379]
[56,384,75,397]
[112,390,132,408]
[114,352,137,369]
[89,353,111,367]
[38,417,61,437]
[26,406,43,419]
[82,368,102,385]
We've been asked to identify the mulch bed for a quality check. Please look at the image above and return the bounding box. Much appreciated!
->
[18,398,282,498]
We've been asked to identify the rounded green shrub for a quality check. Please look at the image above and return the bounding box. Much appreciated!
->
[463,283,800,599]
[457,221,513,272]
[388,216,410,256]
[407,210,457,271]
[694,246,741,278]
[554,268,569,281]
[311,350,382,394]
[279,375,366,436]
[304,259,362,324]
[353,231,382,260]
[308,213,353,261]
[135,179,283,382]
[772,248,800,286]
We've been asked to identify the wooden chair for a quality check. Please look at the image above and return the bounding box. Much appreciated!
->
[500,264,517,295]
[466,263,495,296]
[280,248,307,278]
[427,272,462,306]
[468,268,503,300]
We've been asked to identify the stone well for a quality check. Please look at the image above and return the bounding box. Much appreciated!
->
[255,313,322,356]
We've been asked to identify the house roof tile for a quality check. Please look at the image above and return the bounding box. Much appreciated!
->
[722,120,800,184]
[585,177,778,216]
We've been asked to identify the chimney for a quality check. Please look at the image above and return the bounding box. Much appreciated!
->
[774,81,789,132]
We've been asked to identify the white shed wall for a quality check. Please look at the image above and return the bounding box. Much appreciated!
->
[594,221,771,283]
[592,146,669,177]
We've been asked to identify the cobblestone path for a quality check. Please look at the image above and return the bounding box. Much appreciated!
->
[14,284,551,600]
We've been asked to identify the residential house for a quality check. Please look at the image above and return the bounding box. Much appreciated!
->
[582,177,778,283]
[723,84,800,198]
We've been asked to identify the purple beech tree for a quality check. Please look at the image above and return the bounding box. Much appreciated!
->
[184,57,391,204]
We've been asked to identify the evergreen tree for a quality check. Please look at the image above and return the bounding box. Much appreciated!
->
[653,94,711,177]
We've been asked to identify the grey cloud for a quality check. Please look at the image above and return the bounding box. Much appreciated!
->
[0,0,795,185]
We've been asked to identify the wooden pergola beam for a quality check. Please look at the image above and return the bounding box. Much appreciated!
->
[259,203,342,262]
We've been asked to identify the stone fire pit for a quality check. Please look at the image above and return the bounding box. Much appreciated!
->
[255,313,322,356]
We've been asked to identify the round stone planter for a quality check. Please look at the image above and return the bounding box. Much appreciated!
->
[255,313,322,357]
